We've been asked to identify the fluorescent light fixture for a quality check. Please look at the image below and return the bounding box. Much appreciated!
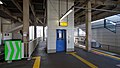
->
[0,1,3,4]
[60,9,73,22]
[91,19,104,23]
[110,21,116,25]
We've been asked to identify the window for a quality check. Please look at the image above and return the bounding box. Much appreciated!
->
[29,26,34,40]
[104,19,116,33]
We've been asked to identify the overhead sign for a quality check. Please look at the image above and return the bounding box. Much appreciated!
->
[60,22,68,27]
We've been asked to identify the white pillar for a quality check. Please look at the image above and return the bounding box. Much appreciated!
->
[85,1,92,51]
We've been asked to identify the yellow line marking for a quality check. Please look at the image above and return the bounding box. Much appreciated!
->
[33,57,41,68]
[66,52,76,54]
[93,49,117,55]
[92,50,120,60]
[69,52,98,68]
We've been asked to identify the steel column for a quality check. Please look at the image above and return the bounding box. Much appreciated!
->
[85,1,92,51]
[23,0,29,58]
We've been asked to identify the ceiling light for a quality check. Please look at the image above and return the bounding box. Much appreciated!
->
[60,6,73,22]
[0,1,3,4]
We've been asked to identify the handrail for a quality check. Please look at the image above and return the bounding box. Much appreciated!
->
[28,37,42,58]
[98,44,120,54]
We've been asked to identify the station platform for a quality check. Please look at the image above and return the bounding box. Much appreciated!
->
[0,41,120,68]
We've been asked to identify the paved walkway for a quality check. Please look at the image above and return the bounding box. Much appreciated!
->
[0,41,120,68]
[33,41,120,68]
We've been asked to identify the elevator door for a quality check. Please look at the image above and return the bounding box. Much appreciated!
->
[56,29,66,52]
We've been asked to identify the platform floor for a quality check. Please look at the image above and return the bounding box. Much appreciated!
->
[0,41,120,68]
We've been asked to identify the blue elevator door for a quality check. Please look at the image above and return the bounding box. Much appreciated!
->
[56,29,66,52]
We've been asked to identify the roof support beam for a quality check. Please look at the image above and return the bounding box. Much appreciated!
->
[75,0,120,21]
[43,0,47,25]
[29,2,35,17]
[77,0,120,6]
[29,1,45,26]
[75,7,120,13]
[75,0,88,13]
[75,6,120,21]
[0,5,22,22]
[75,6,98,21]
[75,6,120,25]
[11,0,22,12]
[11,0,32,24]
[76,7,119,26]
[7,25,23,33]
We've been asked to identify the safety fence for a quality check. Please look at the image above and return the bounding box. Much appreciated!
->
[77,40,120,55]
[4,37,42,61]
[99,44,120,54]
[0,46,4,61]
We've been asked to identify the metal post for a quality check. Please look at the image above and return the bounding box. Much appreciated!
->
[78,28,79,37]
[85,1,92,51]
[34,18,37,39]
[43,26,45,41]
[23,0,29,58]
[34,25,36,39]
[0,17,1,45]
[108,45,110,51]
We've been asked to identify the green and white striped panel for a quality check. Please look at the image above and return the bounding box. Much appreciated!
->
[5,41,22,61]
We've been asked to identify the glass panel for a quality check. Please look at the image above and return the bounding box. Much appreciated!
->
[37,26,43,38]
[104,19,116,33]
[29,26,34,40]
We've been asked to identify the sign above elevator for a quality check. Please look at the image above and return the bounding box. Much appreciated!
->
[60,22,68,27]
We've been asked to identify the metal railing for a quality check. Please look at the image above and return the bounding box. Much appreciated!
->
[0,46,4,61]
[98,44,120,54]
[77,40,120,55]
[28,37,42,58]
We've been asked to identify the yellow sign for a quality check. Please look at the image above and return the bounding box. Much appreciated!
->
[60,22,68,27]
